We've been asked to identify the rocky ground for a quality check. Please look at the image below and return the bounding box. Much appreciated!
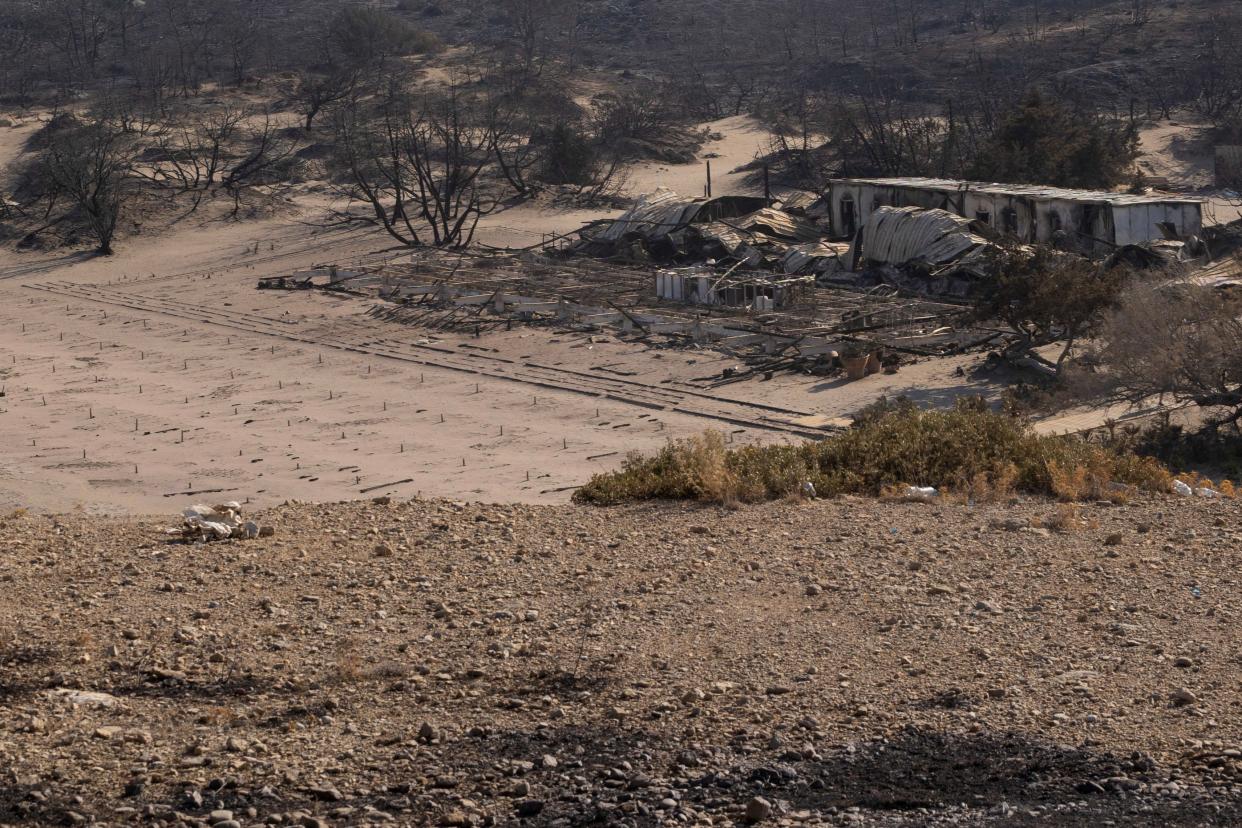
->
[2,494,1242,827]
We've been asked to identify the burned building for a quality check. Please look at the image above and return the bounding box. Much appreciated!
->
[824,177,1203,255]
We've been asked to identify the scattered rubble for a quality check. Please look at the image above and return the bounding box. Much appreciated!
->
[171,502,271,542]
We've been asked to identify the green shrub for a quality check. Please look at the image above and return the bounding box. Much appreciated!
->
[574,401,1171,506]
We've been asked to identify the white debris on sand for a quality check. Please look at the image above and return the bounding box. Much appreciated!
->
[171,502,272,542]
[904,485,939,501]
[48,689,120,708]
[1173,479,1223,498]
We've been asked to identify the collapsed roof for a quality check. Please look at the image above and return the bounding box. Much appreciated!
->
[576,188,834,272]
[587,189,768,244]
[572,187,1203,302]
[849,206,991,271]
[576,190,999,283]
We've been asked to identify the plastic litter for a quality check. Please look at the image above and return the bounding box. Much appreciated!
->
[800,481,816,498]
[905,486,938,500]
[1172,480,1192,496]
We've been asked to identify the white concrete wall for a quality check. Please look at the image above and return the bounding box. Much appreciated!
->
[829,182,1203,247]
[1111,203,1202,246]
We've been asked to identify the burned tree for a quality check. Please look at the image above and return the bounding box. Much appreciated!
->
[37,119,133,255]
[290,68,360,131]
[496,0,572,75]
[326,5,437,71]
[133,107,298,216]
[332,88,498,248]
[1090,280,1242,426]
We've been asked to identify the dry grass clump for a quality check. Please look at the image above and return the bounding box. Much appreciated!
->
[575,401,1172,506]
[1038,503,1100,533]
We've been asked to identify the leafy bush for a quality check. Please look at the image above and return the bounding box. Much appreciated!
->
[574,401,1171,506]
[967,90,1139,190]
[327,6,439,69]
[540,121,599,185]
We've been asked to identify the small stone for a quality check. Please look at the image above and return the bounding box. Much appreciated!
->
[309,785,342,802]
[209,811,234,823]
[1171,687,1198,706]
[1173,656,1194,668]
[745,796,773,823]
[805,583,822,596]
[373,544,393,557]
[1103,533,1123,546]
[516,799,544,817]
[539,754,558,769]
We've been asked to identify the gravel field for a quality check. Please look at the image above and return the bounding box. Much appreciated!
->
[2,494,1242,827]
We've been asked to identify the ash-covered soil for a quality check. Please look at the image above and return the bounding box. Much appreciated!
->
[2,495,1241,827]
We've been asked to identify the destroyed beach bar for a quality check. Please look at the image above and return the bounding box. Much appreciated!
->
[824,177,1203,254]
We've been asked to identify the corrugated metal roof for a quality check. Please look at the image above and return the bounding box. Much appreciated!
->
[732,208,824,242]
[775,191,818,211]
[593,188,704,243]
[782,241,850,274]
[830,177,1204,206]
[690,221,748,254]
[855,206,989,266]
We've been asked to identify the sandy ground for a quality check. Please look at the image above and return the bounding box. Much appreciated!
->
[0,218,762,513]
[0,111,1010,515]
[0,210,994,514]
